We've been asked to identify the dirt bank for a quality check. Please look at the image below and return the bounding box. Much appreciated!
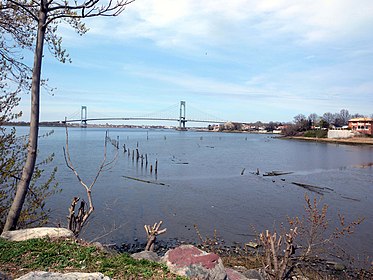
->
[282,136,373,145]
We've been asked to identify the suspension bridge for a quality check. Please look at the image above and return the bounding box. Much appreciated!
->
[62,101,227,129]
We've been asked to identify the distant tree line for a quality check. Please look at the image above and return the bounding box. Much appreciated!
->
[209,109,372,137]
[283,109,370,136]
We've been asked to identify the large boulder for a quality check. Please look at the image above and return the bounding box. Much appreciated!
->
[1,227,74,241]
[15,271,110,280]
[161,245,227,280]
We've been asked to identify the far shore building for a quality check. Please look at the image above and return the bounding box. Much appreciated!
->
[348,117,373,136]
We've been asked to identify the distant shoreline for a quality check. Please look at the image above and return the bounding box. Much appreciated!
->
[282,136,373,145]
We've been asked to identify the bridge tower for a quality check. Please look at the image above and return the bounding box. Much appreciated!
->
[179,101,186,129]
[81,106,87,127]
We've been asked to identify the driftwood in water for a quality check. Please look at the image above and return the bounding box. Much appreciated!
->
[144,221,167,251]
[263,171,293,176]
[250,168,260,175]
[341,196,361,202]
[123,175,168,186]
[291,182,333,195]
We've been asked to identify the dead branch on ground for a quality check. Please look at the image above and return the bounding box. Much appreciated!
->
[144,221,167,251]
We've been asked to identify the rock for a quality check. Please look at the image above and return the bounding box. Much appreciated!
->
[225,268,248,280]
[333,263,346,271]
[91,242,106,251]
[0,271,12,280]
[161,245,227,280]
[15,271,110,280]
[241,269,266,280]
[0,227,74,241]
[131,251,161,262]
[228,267,265,280]
[245,241,259,249]
[326,261,346,271]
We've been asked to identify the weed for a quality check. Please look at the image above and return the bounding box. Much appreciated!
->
[194,224,225,254]
[288,194,364,261]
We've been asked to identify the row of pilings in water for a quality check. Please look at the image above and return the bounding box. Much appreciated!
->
[105,133,158,175]
[123,143,158,174]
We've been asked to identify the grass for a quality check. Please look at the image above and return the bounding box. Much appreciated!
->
[0,237,185,279]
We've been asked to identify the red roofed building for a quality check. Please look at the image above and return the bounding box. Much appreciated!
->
[348,118,373,136]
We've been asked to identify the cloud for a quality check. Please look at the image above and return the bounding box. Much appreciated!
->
[84,0,373,48]
[22,0,372,123]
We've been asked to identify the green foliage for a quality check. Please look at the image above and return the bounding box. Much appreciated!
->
[0,93,60,231]
[303,130,327,138]
[0,238,183,279]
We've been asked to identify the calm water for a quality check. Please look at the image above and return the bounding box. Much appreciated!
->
[17,127,373,261]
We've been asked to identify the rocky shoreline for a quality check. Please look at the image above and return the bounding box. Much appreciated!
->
[1,227,372,279]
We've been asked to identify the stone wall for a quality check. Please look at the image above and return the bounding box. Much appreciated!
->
[327,130,354,139]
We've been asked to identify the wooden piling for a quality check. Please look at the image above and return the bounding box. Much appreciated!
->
[155,160,158,174]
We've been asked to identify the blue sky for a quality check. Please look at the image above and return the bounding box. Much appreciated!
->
[18,0,373,124]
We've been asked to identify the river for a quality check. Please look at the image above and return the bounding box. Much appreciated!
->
[16,126,373,264]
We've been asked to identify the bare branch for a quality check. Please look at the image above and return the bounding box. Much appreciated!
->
[45,0,135,26]
[63,126,89,190]
[7,0,39,21]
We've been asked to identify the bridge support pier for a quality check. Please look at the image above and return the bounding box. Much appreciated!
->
[81,106,87,127]
[179,101,186,130]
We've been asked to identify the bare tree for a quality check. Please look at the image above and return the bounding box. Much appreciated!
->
[338,109,350,125]
[3,0,134,231]
[322,112,334,126]
[64,128,118,236]
[307,113,319,126]
[293,114,306,124]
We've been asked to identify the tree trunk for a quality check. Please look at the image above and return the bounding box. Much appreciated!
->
[3,7,47,231]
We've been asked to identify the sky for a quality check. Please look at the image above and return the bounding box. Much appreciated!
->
[17,0,373,125]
